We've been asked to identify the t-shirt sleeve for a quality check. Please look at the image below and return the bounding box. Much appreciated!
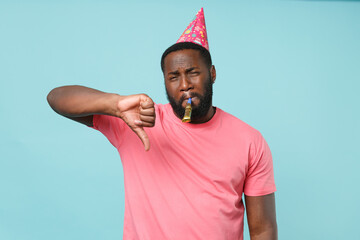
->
[90,114,126,149]
[243,131,276,196]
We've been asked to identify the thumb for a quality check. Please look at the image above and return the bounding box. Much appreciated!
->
[140,95,154,109]
[132,124,150,151]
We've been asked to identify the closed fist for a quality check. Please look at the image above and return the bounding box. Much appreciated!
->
[117,94,155,151]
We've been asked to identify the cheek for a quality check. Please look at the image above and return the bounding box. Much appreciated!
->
[166,83,179,96]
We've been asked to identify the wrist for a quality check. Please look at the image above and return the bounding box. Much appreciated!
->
[101,93,124,117]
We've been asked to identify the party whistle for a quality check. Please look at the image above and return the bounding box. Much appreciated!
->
[182,98,192,123]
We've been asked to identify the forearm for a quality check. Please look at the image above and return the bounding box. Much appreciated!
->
[47,85,121,118]
[250,225,278,240]
[245,193,277,240]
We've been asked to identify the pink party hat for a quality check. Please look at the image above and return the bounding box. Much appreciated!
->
[176,8,209,50]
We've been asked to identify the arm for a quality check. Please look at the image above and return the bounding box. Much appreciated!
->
[47,85,155,150]
[245,193,277,240]
[47,85,119,127]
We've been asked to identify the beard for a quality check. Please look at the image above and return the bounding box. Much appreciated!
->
[166,75,213,122]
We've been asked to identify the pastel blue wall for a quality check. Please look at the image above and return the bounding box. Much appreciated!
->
[1,1,359,239]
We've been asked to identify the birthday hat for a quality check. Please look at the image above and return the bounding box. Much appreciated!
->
[176,8,209,50]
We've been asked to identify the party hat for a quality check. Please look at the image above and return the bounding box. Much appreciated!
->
[176,8,209,50]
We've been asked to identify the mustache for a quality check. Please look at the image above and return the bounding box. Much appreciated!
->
[179,92,202,104]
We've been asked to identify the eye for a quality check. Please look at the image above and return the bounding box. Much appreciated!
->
[168,76,177,81]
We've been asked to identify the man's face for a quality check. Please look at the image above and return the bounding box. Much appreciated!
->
[163,49,215,121]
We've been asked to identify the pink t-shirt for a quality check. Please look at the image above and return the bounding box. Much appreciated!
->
[92,103,276,240]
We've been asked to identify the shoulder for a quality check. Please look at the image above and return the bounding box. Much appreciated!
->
[218,109,271,159]
[154,103,174,120]
[92,114,124,130]
[216,107,262,140]
[155,103,170,112]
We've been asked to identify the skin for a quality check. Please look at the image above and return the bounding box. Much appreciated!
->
[163,49,216,123]
[245,193,278,240]
[47,48,277,239]
[47,86,155,151]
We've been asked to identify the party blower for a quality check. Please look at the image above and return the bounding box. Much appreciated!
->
[182,98,192,123]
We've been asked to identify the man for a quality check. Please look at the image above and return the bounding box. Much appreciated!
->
[47,8,277,240]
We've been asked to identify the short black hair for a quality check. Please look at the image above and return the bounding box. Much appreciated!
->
[161,42,212,72]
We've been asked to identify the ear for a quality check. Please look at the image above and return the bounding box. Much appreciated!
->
[210,65,216,84]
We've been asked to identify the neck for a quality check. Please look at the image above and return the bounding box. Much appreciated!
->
[189,105,216,124]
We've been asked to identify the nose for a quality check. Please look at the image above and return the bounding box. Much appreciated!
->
[179,75,193,92]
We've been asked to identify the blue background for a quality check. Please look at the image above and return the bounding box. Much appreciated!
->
[1,0,359,239]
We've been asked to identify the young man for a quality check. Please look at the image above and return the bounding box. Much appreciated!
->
[47,8,277,240]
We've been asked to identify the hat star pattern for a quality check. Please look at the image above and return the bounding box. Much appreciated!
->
[176,8,209,50]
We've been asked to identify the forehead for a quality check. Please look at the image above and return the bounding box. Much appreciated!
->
[163,49,204,72]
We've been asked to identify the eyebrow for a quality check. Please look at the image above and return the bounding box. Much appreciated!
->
[167,67,199,76]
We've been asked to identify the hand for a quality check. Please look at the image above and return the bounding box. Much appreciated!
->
[117,94,155,151]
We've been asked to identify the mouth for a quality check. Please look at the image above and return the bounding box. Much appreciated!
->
[181,96,198,108]
[181,92,197,102]
[179,92,201,108]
